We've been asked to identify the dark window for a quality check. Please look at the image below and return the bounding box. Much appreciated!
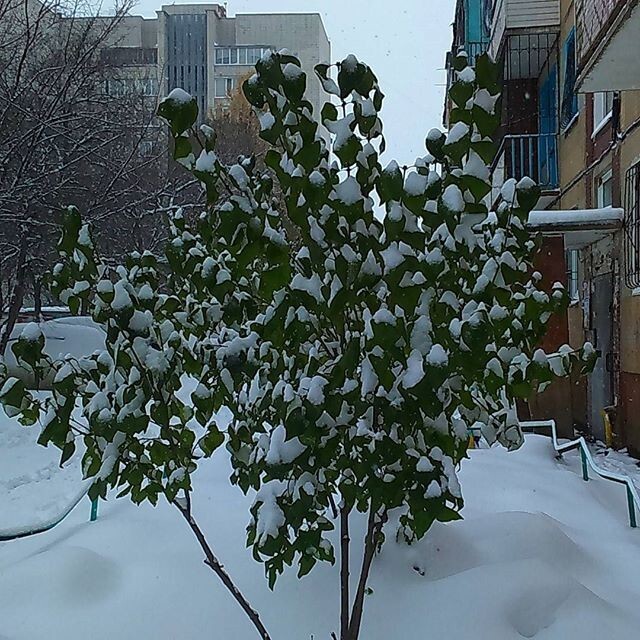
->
[101,47,158,66]
[561,29,578,130]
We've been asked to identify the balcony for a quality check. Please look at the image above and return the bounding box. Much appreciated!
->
[444,40,489,126]
[576,0,640,92]
[490,133,559,204]
[489,0,560,60]
[458,40,490,65]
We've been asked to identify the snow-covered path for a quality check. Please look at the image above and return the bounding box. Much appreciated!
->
[585,443,640,493]
[2,410,640,639]
[0,409,84,538]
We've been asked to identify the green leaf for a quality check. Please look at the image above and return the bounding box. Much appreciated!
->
[378,161,403,203]
[199,429,225,456]
[157,90,198,136]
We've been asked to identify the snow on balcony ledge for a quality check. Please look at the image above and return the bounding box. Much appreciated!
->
[527,208,624,249]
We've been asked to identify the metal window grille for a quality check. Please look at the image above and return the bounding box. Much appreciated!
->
[503,33,558,81]
[624,163,640,288]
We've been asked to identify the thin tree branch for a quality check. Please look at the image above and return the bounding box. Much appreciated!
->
[340,502,351,640]
[173,496,273,640]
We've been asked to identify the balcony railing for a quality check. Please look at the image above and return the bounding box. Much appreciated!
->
[491,133,559,202]
[457,40,490,66]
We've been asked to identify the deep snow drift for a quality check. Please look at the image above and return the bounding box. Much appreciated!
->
[2,409,640,639]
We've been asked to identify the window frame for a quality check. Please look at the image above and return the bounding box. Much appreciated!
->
[592,92,614,137]
[566,249,580,302]
[596,168,614,209]
[214,77,234,98]
[214,46,269,66]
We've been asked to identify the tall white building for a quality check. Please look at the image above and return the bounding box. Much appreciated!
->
[101,4,331,119]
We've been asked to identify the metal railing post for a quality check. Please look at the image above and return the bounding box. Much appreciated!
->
[580,447,589,481]
[90,497,99,522]
[627,486,637,528]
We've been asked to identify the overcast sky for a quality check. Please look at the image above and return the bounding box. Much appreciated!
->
[135,0,456,165]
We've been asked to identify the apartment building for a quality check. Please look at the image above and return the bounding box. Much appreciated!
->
[99,4,331,120]
[558,0,640,452]
[446,0,640,451]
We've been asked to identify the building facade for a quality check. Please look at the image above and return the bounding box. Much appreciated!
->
[446,0,640,450]
[99,4,331,120]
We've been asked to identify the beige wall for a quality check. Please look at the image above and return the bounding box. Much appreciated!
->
[236,14,331,117]
[102,16,158,48]
[154,8,330,115]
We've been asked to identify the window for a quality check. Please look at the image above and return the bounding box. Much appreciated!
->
[625,163,640,288]
[561,29,579,130]
[214,77,234,98]
[101,47,158,66]
[593,92,614,135]
[139,140,154,157]
[215,48,232,64]
[566,250,580,301]
[596,168,614,208]
[248,48,262,64]
[140,78,158,96]
[214,46,269,66]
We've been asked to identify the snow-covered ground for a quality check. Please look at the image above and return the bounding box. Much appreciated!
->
[2,408,640,639]
[0,404,85,538]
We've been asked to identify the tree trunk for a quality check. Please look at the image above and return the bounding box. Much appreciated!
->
[0,236,28,358]
[347,508,387,640]
[31,272,42,322]
[173,499,273,640]
[340,504,351,640]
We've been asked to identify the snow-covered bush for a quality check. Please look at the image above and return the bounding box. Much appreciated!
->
[0,51,595,640]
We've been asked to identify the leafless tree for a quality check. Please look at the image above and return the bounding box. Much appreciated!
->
[0,0,190,352]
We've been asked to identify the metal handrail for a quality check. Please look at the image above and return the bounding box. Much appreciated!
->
[520,419,640,528]
[0,480,97,541]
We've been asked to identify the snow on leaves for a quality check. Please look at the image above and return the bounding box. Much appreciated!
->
[0,50,597,600]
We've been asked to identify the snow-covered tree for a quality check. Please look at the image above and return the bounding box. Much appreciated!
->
[0,50,596,640]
